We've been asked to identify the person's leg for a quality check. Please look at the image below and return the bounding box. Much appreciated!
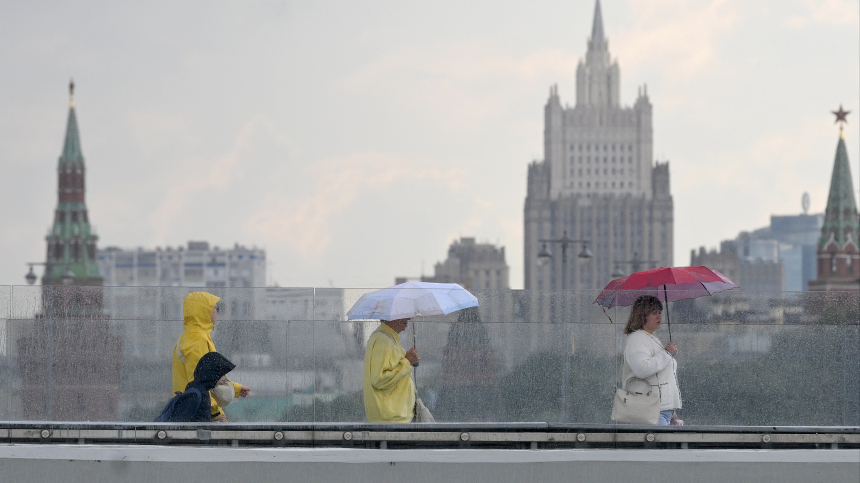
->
[658,410,674,425]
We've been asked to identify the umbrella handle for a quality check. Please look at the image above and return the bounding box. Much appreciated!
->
[412,325,419,367]
[663,285,672,343]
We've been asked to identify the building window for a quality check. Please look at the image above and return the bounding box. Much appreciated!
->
[604,157,608,163]
[830,254,838,273]
[587,144,591,151]
[629,145,633,151]
[629,157,633,163]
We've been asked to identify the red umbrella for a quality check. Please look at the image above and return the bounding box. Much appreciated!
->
[594,266,739,340]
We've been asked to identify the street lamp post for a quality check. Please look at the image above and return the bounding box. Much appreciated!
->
[536,230,592,422]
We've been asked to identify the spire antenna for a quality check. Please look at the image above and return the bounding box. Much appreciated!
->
[591,0,605,42]
[69,78,75,108]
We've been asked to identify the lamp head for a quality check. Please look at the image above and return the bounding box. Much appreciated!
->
[537,243,552,266]
[577,243,593,261]
[25,265,37,285]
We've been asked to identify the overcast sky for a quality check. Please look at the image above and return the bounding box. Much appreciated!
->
[1,0,858,289]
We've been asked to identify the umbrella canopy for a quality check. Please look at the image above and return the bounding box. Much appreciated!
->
[594,266,738,308]
[346,281,479,321]
[593,266,738,341]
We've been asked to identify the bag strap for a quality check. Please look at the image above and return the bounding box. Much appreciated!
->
[622,377,653,395]
[188,387,203,405]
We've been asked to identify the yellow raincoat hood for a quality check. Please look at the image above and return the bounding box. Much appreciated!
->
[183,292,219,334]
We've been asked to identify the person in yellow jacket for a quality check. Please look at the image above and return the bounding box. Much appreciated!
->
[363,318,420,423]
[172,291,251,421]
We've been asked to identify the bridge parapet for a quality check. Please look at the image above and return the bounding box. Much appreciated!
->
[3,422,858,450]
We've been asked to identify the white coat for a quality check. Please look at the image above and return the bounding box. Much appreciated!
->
[621,329,682,411]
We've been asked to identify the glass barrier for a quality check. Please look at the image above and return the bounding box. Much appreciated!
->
[0,285,857,426]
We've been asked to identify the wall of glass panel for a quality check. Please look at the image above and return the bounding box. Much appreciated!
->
[0,286,856,426]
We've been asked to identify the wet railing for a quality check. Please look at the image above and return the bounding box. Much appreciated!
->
[0,286,857,427]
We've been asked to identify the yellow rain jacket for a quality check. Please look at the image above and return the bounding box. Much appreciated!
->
[363,323,415,423]
[172,292,242,420]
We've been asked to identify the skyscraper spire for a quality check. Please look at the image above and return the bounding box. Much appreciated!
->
[577,0,618,107]
[69,78,75,107]
[591,0,605,43]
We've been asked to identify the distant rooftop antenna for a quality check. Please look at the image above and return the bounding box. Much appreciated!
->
[802,192,810,214]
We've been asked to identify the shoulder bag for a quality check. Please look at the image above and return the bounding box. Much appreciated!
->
[611,353,660,425]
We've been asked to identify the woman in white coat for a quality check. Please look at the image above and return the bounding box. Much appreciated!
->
[621,295,683,425]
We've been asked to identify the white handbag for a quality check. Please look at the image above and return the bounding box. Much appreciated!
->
[611,376,659,425]
[413,396,435,423]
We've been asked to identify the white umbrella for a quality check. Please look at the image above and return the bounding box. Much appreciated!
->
[346,281,479,321]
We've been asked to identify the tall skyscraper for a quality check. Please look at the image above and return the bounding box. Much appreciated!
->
[524,0,674,297]
[808,106,859,292]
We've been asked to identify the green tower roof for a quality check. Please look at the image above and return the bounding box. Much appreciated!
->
[60,80,84,166]
[819,132,859,249]
[60,106,83,165]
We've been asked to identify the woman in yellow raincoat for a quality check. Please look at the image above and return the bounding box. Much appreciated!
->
[363,318,420,422]
[172,292,250,421]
